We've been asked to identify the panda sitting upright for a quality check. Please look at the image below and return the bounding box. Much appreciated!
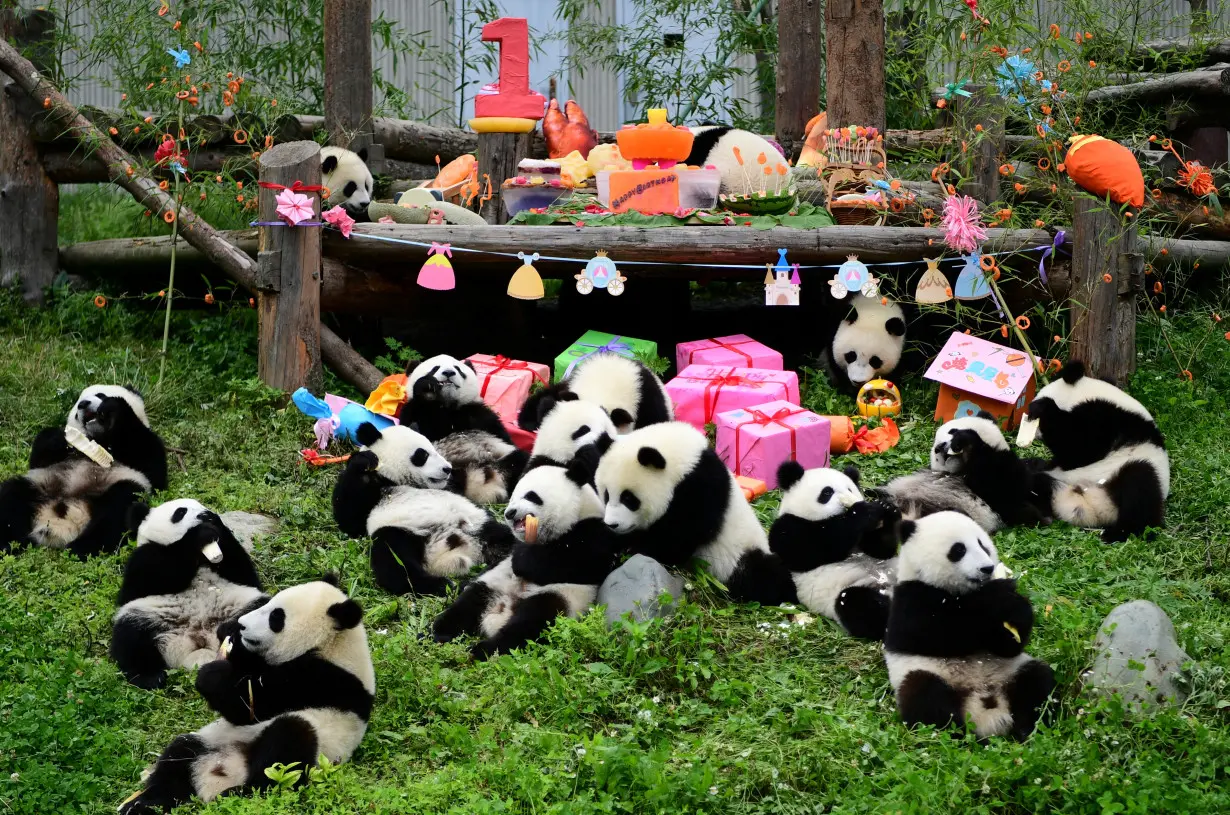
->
[826,297,908,391]
[518,353,672,434]
[111,499,266,690]
[769,462,899,640]
[0,385,167,557]
[118,578,374,813]
[884,511,1055,741]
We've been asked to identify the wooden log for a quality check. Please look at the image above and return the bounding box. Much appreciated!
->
[1141,234,1230,270]
[43,147,256,184]
[774,0,822,155]
[1085,66,1230,104]
[320,322,381,392]
[825,0,886,132]
[0,8,57,303]
[478,131,530,224]
[324,0,379,179]
[1067,197,1141,385]
[256,142,324,393]
[1132,37,1230,67]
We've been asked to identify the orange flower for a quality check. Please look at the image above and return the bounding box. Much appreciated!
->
[1033,71,1044,81]
[250,151,261,160]
[176,90,189,100]
[1014,182,1027,194]
[1225,331,1230,341]
[1151,188,1162,199]
[222,91,234,107]
[173,19,181,30]
[1001,325,1010,338]
[187,96,198,106]
[936,99,947,109]
[93,295,107,308]
[1159,249,1168,256]
[1036,123,1047,138]
[204,293,215,305]
[248,297,255,307]
[1074,32,1083,44]
[1159,305,1167,313]
[108,127,118,135]
[236,194,244,203]
[227,80,240,94]
[133,126,141,133]
[946,184,956,196]
[270,99,278,107]
[1049,23,1060,38]
[193,41,202,51]
[890,179,901,191]
[989,45,1009,58]
[1085,31,1093,40]
[921,208,935,222]
[1214,314,1222,323]
[1102,273,1113,283]
[126,166,134,177]
[233,130,248,144]
[975,124,984,133]
[121,93,127,101]
[890,197,905,212]
[930,163,950,182]
[199,192,206,201]
[1016,316,1031,330]
[157,2,168,15]
[1034,219,1045,227]
[960,32,966,42]
[215,175,223,182]
[158,290,166,297]
[1053,335,1062,343]
[1181,369,1192,380]
[1153,281,1163,294]
[264,134,274,149]
[1057,60,1071,73]
[1037,157,1051,171]
[1040,104,1052,115]
[227,71,234,79]
[145,82,154,90]
[980,255,997,272]
[1088,60,1097,68]
[1074,116,1081,125]
[236,181,243,189]
[1057,163,1066,172]
[999,163,1015,176]
[1022,48,1032,54]
[163,210,175,223]
[158,180,168,191]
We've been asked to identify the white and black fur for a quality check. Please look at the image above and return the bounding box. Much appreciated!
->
[684,125,789,195]
[1024,361,1169,542]
[119,578,374,814]
[1,385,166,557]
[595,421,796,605]
[321,145,373,219]
[332,423,515,596]
[870,413,1044,533]
[111,499,266,690]
[433,449,617,660]
[827,298,907,390]
[884,512,1054,740]
[769,462,899,640]
[524,399,616,473]
[518,353,672,434]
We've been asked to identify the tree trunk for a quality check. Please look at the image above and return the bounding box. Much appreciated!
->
[774,0,822,157]
[1068,197,1142,385]
[325,0,384,172]
[824,0,886,131]
[477,131,530,224]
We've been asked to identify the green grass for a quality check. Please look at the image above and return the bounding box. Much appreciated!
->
[2,287,1229,815]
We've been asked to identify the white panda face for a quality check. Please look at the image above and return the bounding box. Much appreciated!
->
[237,580,362,664]
[832,300,906,387]
[595,422,706,534]
[358,424,451,488]
[321,146,373,213]
[777,464,863,522]
[896,511,999,593]
[135,498,211,545]
[504,465,602,543]
[930,414,1008,473]
[408,354,480,406]
[67,384,149,435]
[532,400,616,464]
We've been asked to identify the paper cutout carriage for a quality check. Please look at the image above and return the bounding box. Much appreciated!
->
[576,250,627,296]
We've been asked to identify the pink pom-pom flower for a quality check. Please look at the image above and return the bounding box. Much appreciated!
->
[942,194,988,254]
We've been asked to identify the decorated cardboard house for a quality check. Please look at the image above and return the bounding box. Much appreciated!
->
[924,333,1036,430]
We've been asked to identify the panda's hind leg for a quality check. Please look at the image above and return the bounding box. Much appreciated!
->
[69,482,143,559]
[478,518,517,564]
[896,669,964,732]
[243,715,319,791]
[433,580,497,643]
[834,585,892,641]
[470,591,568,661]
[109,615,168,690]
[1006,658,1056,740]
[1101,460,1166,543]
[725,550,799,606]
[118,733,207,815]
[370,527,450,596]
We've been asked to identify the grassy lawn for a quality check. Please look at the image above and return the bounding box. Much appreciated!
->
[1,286,1228,815]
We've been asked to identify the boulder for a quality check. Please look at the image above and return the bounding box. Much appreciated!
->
[220,511,279,552]
[597,555,684,626]
[1089,600,1190,709]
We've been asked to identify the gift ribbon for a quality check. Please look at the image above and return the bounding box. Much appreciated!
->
[475,355,549,397]
[687,337,757,367]
[258,180,326,193]
[733,406,807,475]
[564,336,633,378]
[675,368,787,424]
[1037,229,1065,285]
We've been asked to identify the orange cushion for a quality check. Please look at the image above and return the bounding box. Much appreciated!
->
[1064,135,1145,208]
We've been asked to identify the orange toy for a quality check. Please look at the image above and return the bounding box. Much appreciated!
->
[1064,134,1145,208]
[736,475,767,502]
[798,111,829,168]
[543,99,598,159]
[422,154,478,203]
[616,108,694,170]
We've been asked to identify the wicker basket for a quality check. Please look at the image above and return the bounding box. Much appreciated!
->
[829,200,886,226]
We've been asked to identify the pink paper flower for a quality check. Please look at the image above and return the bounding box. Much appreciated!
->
[942,194,987,254]
[275,189,314,225]
[322,205,355,238]
[377,215,395,224]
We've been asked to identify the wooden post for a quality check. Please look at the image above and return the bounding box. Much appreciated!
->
[0,8,58,303]
[824,0,886,131]
[959,87,1004,204]
[477,131,529,224]
[1068,197,1142,385]
[257,142,323,393]
[323,0,384,170]
[774,0,822,157]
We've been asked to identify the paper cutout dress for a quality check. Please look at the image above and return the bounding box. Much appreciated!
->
[954,251,991,300]
[915,257,952,304]
[418,242,456,291]
[507,251,544,299]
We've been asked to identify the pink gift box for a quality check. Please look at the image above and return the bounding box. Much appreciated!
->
[466,354,550,424]
[675,334,783,373]
[715,401,831,488]
[665,365,800,431]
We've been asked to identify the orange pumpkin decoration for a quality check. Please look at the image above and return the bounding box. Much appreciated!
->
[1063,134,1145,208]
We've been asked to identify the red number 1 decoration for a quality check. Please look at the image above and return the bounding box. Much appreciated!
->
[474,17,546,120]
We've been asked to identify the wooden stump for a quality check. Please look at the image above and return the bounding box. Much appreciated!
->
[0,9,57,304]
[1068,197,1142,385]
[774,0,822,157]
[478,131,530,225]
[957,87,1004,205]
[324,0,372,151]
[824,0,886,131]
[257,142,323,393]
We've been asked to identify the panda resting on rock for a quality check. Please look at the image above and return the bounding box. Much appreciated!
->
[0,385,167,557]
[118,578,374,814]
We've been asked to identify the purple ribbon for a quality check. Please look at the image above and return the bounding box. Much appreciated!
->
[1038,230,1066,285]
[251,220,326,227]
[564,336,633,378]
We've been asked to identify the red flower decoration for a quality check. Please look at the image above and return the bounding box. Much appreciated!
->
[153,138,186,166]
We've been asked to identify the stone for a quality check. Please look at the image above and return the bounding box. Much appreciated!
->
[597,555,685,626]
[220,511,280,552]
[1089,600,1191,709]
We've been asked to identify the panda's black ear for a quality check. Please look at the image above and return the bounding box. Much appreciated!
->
[355,422,382,447]
[462,359,476,372]
[845,306,860,324]
[321,155,339,175]
[975,410,996,421]
[320,572,341,587]
[885,317,906,337]
[637,446,667,470]
[593,432,614,456]
[777,461,805,491]
[842,465,861,486]
[609,408,634,429]
[1060,360,1086,384]
[898,520,917,542]
[557,390,579,403]
[356,147,369,164]
[126,502,150,534]
[123,385,143,398]
[1025,397,1053,421]
[328,598,364,630]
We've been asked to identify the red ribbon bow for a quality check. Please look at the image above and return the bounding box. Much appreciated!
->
[688,336,757,367]
[733,406,806,474]
[475,355,548,397]
[258,180,325,193]
[677,368,789,423]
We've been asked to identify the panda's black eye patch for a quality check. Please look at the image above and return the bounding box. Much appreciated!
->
[171,507,187,523]
[96,392,108,400]
[844,351,858,363]
[427,366,439,377]
[343,181,357,198]
[869,356,883,369]
[570,425,591,441]
[268,607,285,633]
[524,491,543,505]
[411,449,429,467]
[947,542,967,562]
[602,490,610,504]
[818,487,834,504]
[620,490,641,511]
[978,540,992,556]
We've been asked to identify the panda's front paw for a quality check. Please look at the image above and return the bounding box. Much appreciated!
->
[194,659,236,696]
[118,792,165,815]
[412,376,441,401]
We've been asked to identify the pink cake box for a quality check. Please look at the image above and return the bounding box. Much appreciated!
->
[675,334,783,373]
[715,401,830,488]
[665,364,800,431]
[466,353,550,424]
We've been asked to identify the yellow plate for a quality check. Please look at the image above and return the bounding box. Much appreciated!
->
[469,117,537,134]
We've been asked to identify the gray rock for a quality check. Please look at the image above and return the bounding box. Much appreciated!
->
[1089,600,1191,709]
[598,555,685,625]
[220,511,280,552]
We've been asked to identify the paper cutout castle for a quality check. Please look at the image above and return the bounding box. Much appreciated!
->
[764,249,801,306]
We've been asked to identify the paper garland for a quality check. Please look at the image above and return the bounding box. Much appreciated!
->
[576,251,626,296]
[954,251,992,300]
[507,251,544,299]
[764,249,801,306]
[829,254,880,300]
[418,242,456,291]
[915,257,952,304]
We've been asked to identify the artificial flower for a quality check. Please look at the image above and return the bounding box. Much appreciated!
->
[275,189,314,226]
[941,195,987,254]
[167,48,191,69]
[322,205,356,238]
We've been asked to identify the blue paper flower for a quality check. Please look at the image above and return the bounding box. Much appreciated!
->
[169,160,186,175]
[995,55,1034,101]
[167,48,191,69]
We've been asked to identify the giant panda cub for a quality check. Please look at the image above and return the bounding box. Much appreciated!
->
[595,421,796,605]
[769,462,900,640]
[685,125,789,196]
[118,578,374,814]
[111,499,266,690]
[399,354,528,503]
[826,297,908,391]
[1023,361,1169,542]
[871,413,1044,533]
[884,511,1055,741]
[518,353,672,434]
[0,385,167,557]
[524,399,616,473]
[332,422,515,596]
[321,145,373,220]
[433,449,617,659]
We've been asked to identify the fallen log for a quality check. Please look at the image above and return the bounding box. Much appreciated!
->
[1132,37,1230,68]
[1086,66,1230,104]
